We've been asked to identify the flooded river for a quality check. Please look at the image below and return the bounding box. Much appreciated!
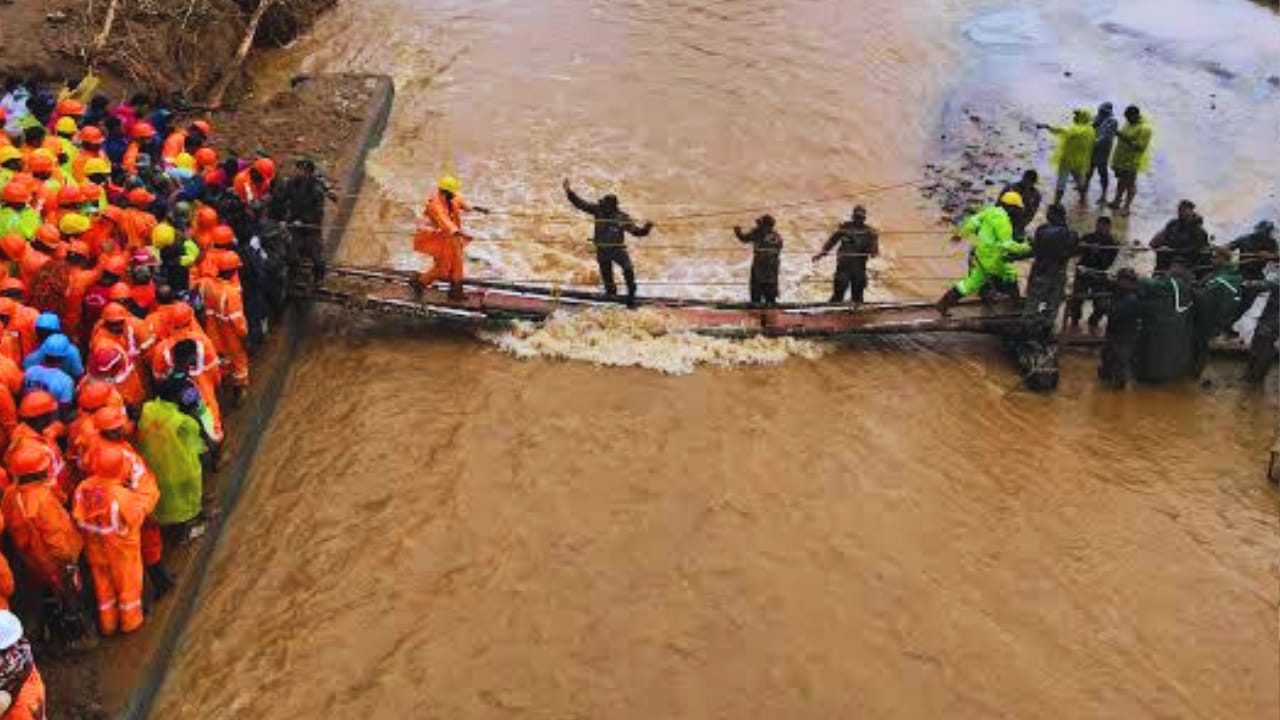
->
[153,0,1279,717]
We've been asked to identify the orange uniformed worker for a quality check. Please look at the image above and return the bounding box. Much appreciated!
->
[6,392,70,503]
[412,175,489,300]
[72,444,155,635]
[0,507,14,611]
[2,446,83,612]
[196,252,249,392]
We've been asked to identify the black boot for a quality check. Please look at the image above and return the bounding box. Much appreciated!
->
[148,564,176,601]
[936,288,962,317]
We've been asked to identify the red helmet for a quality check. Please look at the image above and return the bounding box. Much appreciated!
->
[94,405,128,432]
[79,126,105,145]
[56,185,81,207]
[55,99,85,117]
[191,120,212,136]
[195,206,218,230]
[89,344,125,375]
[252,157,275,180]
[8,445,50,476]
[169,302,194,328]
[102,302,129,323]
[67,240,91,259]
[2,183,31,205]
[215,250,243,272]
[211,225,236,248]
[131,122,157,139]
[27,152,55,176]
[77,379,114,412]
[91,444,126,479]
[18,390,57,419]
[0,278,27,298]
[127,187,156,207]
[0,235,24,262]
[194,147,218,168]
[34,224,61,246]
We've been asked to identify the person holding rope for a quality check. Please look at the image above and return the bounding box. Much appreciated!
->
[734,215,783,305]
[412,175,490,301]
[936,191,1030,316]
[813,205,878,303]
[563,179,653,308]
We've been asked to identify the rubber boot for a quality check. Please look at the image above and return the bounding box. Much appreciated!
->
[936,287,962,317]
[147,564,176,601]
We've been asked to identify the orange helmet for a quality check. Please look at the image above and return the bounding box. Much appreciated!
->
[195,205,218,229]
[211,225,236,248]
[102,255,128,276]
[93,405,128,432]
[55,99,85,117]
[0,235,26,261]
[67,240,90,259]
[78,182,101,201]
[215,250,243,272]
[34,224,61,246]
[0,298,14,318]
[191,120,212,137]
[56,185,81,207]
[252,157,275,180]
[79,126,105,145]
[18,390,58,419]
[194,147,217,168]
[89,344,124,375]
[92,444,126,479]
[102,302,129,323]
[77,379,114,412]
[27,151,55,175]
[132,122,157,139]
[169,302,194,328]
[127,187,156,207]
[8,445,50,476]
[107,283,131,302]
[2,183,31,205]
[0,278,26,298]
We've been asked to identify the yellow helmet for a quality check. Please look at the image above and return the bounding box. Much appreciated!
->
[175,152,196,172]
[84,157,111,176]
[438,175,461,194]
[151,222,176,249]
[58,213,91,236]
[999,190,1024,209]
[0,147,20,166]
[54,116,78,136]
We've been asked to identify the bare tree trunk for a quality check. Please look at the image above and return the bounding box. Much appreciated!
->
[205,0,277,108]
[91,0,122,58]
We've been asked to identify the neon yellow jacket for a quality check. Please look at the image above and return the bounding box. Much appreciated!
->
[1051,119,1097,175]
[1111,118,1153,173]
[960,205,1030,272]
[0,206,41,239]
[138,399,205,525]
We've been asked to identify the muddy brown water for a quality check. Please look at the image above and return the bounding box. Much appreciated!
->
[152,0,1278,717]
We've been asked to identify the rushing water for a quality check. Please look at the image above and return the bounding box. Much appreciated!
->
[153,0,1279,717]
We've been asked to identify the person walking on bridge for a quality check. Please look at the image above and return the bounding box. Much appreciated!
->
[813,205,878,303]
[564,179,653,308]
[936,191,1030,316]
[412,175,489,301]
[733,215,783,305]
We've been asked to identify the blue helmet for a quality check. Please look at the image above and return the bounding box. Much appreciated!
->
[42,334,70,358]
[35,313,61,334]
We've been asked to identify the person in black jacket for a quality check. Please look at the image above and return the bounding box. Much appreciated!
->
[1021,204,1078,338]
[1098,268,1141,389]
[1065,215,1119,331]
[733,215,783,305]
[813,206,879,303]
[564,179,653,307]
[1150,200,1210,275]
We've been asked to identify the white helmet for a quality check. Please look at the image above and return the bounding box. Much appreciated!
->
[0,611,23,650]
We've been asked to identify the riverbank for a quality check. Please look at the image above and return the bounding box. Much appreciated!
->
[32,73,393,720]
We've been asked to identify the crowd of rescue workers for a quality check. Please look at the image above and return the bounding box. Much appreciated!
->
[0,76,337,718]
[415,101,1277,389]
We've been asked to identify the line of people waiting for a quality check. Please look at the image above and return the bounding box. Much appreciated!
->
[0,76,337,718]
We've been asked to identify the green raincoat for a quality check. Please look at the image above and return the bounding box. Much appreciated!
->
[139,399,206,525]
[1051,111,1097,176]
[0,205,41,240]
[1111,117,1153,173]
[954,205,1030,296]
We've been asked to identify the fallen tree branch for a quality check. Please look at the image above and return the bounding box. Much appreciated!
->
[205,0,277,108]
[90,0,122,59]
